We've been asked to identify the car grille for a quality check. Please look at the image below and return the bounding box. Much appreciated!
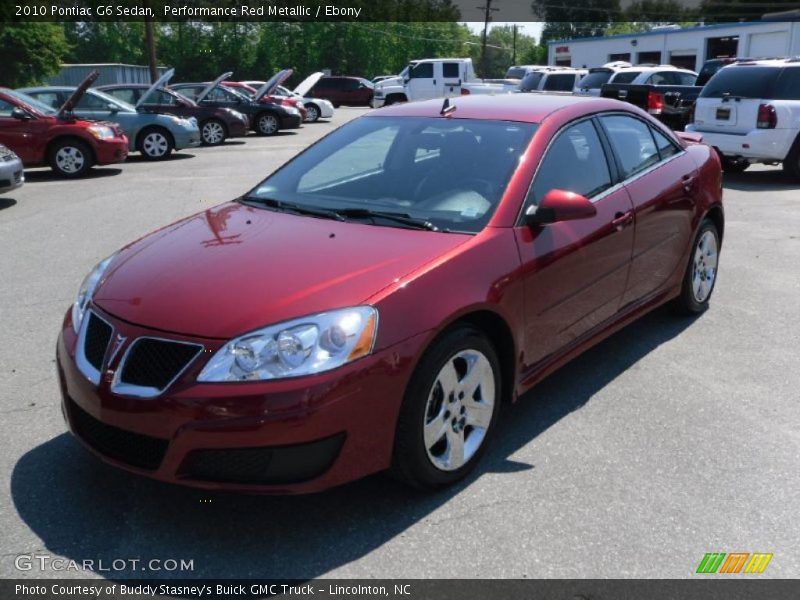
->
[84,312,113,370]
[117,338,202,391]
[68,397,168,471]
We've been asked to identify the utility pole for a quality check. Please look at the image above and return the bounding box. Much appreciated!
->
[477,0,499,79]
[143,0,158,82]
[512,24,518,65]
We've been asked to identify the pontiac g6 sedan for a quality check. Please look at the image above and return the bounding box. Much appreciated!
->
[57,94,723,493]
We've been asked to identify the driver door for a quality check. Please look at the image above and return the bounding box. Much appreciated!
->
[406,62,438,100]
[515,117,635,368]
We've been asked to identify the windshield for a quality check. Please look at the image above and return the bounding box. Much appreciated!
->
[6,90,57,115]
[506,67,530,79]
[519,72,544,91]
[246,116,537,234]
[700,66,780,98]
[577,70,612,89]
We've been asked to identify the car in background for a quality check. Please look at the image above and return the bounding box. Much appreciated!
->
[19,85,200,160]
[0,75,128,177]
[0,143,24,193]
[372,75,395,84]
[518,67,588,93]
[97,69,249,146]
[696,58,737,87]
[309,76,373,107]
[57,94,723,493]
[171,71,302,136]
[687,57,800,177]
[575,63,697,96]
[275,72,334,122]
[221,72,308,122]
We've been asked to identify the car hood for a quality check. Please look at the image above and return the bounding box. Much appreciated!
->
[136,68,175,108]
[93,202,470,339]
[58,69,99,116]
[293,72,323,97]
[254,69,293,102]
[376,76,403,90]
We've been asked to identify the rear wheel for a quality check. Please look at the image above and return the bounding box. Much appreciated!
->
[720,155,749,174]
[782,136,800,179]
[391,326,501,490]
[304,103,320,122]
[200,119,226,145]
[49,139,93,178]
[674,219,720,315]
[255,112,280,136]
[137,127,173,160]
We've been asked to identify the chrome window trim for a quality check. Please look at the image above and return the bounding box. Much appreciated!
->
[111,336,203,399]
[75,309,113,386]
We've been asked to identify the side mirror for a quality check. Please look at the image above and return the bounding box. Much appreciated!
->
[11,107,31,121]
[525,189,596,225]
[107,103,119,113]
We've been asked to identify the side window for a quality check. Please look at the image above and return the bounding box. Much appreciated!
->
[106,89,137,105]
[76,93,112,110]
[206,87,233,101]
[776,68,800,99]
[543,74,575,91]
[27,92,60,109]
[647,72,671,85]
[0,98,15,116]
[601,115,661,178]
[410,63,434,79]
[173,86,199,100]
[676,72,697,86]
[530,120,612,205]
[651,126,680,160]
[442,63,460,79]
[148,90,178,105]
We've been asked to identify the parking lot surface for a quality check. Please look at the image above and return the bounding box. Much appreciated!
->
[1,107,798,579]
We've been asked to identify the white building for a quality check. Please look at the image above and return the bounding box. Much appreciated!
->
[547,21,800,72]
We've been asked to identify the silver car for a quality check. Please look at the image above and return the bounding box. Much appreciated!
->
[0,144,24,194]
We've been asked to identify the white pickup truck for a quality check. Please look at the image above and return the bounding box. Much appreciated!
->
[371,58,518,108]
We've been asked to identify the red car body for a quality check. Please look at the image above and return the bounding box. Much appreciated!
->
[0,89,128,171]
[222,81,308,121]
[56,94,723,493]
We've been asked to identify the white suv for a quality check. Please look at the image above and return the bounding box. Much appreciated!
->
[575,63,697,96]
[687,58,800,177]
[518,67,588,93]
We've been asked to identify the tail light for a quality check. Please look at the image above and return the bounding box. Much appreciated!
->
[757,103,777,129]
[460,88,470,95]
[647,90,664,115]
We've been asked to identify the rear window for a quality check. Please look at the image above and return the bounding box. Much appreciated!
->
[506,67,529,79]
[700,66,780,98]
[519,72,544,91]
[577,70,612,90]
[543,74,576,91]
[610,71,643,84]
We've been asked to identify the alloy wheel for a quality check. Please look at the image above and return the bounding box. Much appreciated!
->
[202,121,225,144]
[305,105,319,122]
[423,349,495,471]
[692,230,718,303]
[55,146,85,175]
[258,114,279,135]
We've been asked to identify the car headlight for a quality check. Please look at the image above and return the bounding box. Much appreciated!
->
[71,254,116,333]
[87,125,115,140]
[198,306,378,382]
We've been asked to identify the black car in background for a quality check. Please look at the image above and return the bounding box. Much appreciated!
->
[171,70,302,136]
[97,69,249,146]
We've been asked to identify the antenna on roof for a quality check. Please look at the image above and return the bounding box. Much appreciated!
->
[440,97,456,116]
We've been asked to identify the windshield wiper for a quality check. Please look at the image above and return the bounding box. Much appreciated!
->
[336,207,439,231]
[240,196,345,221]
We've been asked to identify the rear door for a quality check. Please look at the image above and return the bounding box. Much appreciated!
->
[442,62,463,97]
[598,114,696,305]
[515,118,635,366]
[692,66,780,133]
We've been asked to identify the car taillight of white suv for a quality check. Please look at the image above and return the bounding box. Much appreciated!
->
[686,58,800,178]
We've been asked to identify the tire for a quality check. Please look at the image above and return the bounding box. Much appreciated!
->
[48,138,93,178]
[384,94,407,106]
[782,136,800,179]
[137,127,173,160]
[255,112,280,136]
[304,103,320,123]
[391,326,501,490]
[720,156,749,174]
[200,119,226,146]
[673,218,720,315]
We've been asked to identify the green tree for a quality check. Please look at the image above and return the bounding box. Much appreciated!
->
[64,23,147,64]
[533,0,623,44]
[0,23,71,87]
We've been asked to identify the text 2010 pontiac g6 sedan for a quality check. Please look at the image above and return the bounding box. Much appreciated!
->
[57,94,723,493]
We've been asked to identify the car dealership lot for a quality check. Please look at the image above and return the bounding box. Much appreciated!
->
[1,107,799,579]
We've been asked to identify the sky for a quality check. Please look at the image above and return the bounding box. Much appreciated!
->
[461,22,545,42]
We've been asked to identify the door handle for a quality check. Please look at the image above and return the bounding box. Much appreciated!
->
[682,174,696,192]
[611,210,633,231]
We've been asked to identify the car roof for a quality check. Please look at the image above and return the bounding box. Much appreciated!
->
[367,93,629,124]
[724,57,800,68]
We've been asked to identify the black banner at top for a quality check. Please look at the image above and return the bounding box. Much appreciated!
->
[3,0,800,22]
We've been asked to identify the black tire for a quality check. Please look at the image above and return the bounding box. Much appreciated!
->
[304,103,320,123]
[390,325,502,490]
[254,112,280,136]
[673,218,721,315]
[137,127,174,160]
[48,138,93,178]
[200,119,227,146]
[782,136,800,179]
[384,94,407,106]
[720,156,749,174]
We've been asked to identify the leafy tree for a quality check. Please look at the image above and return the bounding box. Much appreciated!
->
[0,23,71,87]
[64,23,147,64]
[533,0,623,44]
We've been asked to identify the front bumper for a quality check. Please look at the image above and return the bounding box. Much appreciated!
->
[94,136,129,165]
[172,125,202,150]
[686,126,796,162]
[0,156,24,193]
[57,306,421,493]
[371,96,386,109]
[279,113,303,130]
[227,119,249,138]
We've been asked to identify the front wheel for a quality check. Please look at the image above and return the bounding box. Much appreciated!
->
[674,219,720,315]
[200,119,226,145]
[255,112,279,136]
[137,127,174,160]
[391,326,501,490]
[304,103,320,122]
[49,139,93,178]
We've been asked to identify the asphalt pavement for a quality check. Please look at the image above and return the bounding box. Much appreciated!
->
[1,107,798,580]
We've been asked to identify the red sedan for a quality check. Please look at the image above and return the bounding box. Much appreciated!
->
[56,94,723,493]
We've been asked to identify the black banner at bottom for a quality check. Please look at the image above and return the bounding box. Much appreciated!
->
[2,579,799,600]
